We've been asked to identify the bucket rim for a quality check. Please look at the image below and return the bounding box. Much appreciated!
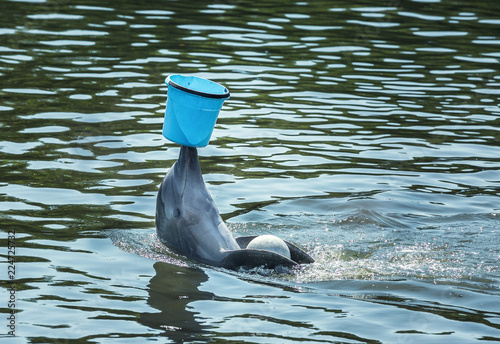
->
[166,75,230,99]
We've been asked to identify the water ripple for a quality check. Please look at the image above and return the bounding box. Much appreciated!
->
[1,0,500,342]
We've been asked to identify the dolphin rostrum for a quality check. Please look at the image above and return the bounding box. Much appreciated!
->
[156,145,314,270]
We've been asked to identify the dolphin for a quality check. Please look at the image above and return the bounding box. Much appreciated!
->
[155,145,314,270]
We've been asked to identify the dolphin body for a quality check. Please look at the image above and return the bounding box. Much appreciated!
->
[156,146,314,270]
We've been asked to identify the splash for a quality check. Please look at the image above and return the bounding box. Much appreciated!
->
[292,242,494,284]
[110,213,499,291]
[110,228,191,268]
[288,212,499,289]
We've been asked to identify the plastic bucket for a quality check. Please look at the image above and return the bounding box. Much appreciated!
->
[162,75,230,147]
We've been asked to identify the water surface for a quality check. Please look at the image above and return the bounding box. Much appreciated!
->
[1,0,499,342]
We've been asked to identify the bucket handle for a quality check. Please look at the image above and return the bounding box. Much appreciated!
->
[166,75,230,99]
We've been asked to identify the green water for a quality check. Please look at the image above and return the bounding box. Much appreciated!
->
[1,0,499,342]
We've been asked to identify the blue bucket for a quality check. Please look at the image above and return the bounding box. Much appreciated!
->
[162,75,230,147]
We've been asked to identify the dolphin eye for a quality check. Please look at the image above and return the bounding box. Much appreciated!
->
[175,208,181,217]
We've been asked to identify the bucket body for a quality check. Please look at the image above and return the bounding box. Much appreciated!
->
[163,75,230,147]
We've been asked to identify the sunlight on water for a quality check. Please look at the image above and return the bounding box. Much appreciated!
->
[1,0,500,342]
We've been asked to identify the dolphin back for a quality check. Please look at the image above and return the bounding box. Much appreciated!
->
[221,235,315,270]
[221,249,298,270]
[235,236,315,265]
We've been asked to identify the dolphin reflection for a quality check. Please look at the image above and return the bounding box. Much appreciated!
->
[140,262,212,341]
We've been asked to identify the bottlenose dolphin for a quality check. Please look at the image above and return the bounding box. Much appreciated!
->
[155,146,314,270]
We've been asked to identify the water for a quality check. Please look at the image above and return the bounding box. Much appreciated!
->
[1,0,499,342]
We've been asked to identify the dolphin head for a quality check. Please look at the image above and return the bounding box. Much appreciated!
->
[156,146,239,264]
